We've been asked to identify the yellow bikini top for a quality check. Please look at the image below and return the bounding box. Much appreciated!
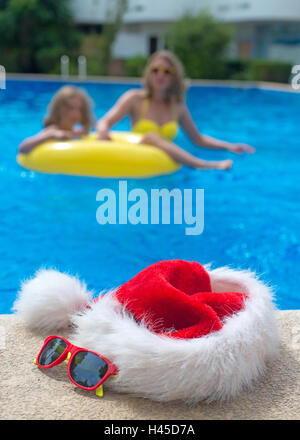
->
[132,98,179,141]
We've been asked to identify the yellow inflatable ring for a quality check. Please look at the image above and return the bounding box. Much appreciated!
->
[17,132,180,178]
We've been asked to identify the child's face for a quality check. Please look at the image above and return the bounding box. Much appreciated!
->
[60,96,83,129]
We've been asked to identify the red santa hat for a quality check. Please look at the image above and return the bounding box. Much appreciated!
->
[13,259,279,403]
[112,260,248,339]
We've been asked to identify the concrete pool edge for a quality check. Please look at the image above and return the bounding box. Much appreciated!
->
[6,72,300,93]
[0,311,299,420]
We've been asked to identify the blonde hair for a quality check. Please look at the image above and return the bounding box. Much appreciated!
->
[143,50,187,103]
[44,85,94,133]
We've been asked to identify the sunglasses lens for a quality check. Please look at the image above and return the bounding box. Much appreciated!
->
[69,351,108,388]
[38,337,67,366]
[151,67,173,75]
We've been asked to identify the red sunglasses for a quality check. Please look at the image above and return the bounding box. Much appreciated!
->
[34,335,118,397]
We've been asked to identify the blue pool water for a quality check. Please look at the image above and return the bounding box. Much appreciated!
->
[0,79,299,312]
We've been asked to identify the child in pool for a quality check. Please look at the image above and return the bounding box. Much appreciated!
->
[19,85,94,154]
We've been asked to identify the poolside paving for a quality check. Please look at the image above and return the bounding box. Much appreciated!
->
[0,311,299,420]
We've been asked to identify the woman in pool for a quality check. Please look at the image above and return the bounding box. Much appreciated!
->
[19,85,94,154]
[96,50,255,170]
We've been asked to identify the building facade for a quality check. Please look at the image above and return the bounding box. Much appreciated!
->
[70,0,300,64]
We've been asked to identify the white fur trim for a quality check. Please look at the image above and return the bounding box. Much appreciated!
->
[70,267,279,403]
[13,268,92,332]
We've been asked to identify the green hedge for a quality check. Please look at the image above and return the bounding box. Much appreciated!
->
[34,32,111,76]
[249,59,292,83]
[123,56,292,84]
[124,55,148,77]
[123,56,250,80]
[226,59,292,83]
[0,49,20,73]
[224,59,251,80]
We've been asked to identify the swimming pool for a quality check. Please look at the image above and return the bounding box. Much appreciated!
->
[0,79,299,312]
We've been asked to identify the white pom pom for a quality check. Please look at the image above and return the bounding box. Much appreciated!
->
[13,268,93,332]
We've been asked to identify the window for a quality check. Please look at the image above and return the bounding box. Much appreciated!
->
[134,4,144,12]
[237,2,250,9]
[77,24,103,34]
[238,41,252,59]
[149,36,158,55]
[218,5,230,12]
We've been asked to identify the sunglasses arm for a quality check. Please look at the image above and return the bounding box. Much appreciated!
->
[96,373,118,397]
[96,385,104,397]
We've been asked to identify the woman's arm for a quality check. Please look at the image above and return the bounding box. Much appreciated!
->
[18,126,75,154]
[141,132,232,170]
[96,90,138,140]
[179,105,255,154]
